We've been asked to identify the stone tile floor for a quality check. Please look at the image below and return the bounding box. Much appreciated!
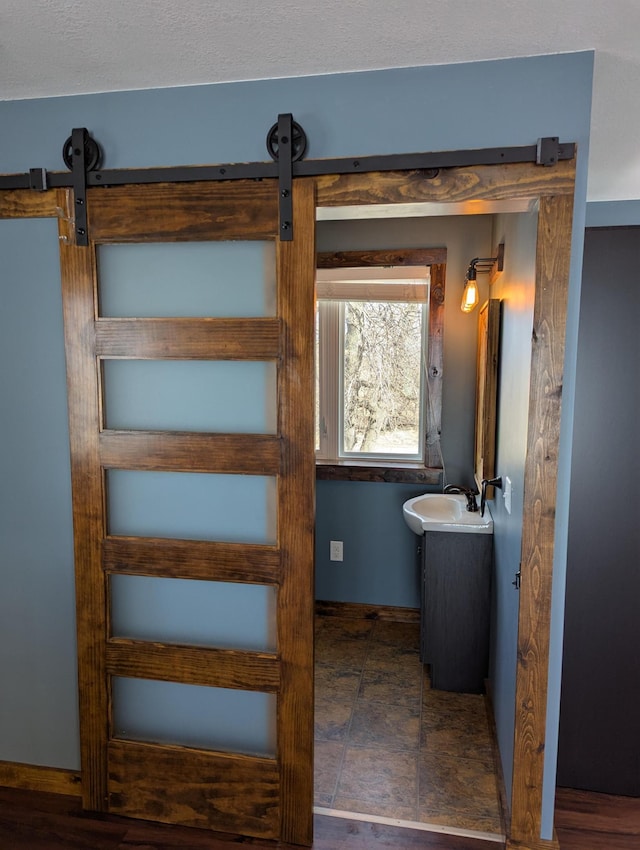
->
[314,616,504,835]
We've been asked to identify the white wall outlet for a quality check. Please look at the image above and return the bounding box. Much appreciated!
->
[504,476,513,514]
[330,540,343,561]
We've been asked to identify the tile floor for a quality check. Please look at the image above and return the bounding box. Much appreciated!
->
[314,615,504,835]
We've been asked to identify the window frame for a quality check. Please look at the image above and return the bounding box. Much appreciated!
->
[316,248,446,484]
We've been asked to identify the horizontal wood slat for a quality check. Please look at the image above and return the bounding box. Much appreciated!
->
[95,318,281,360]
[0,189,61,219]
[316,281,428,301]
[89,181,279,242]
[106,639,279,692]
[0,761,82,797]
[107,740,279,838]
[318,247,447,267]
[315,600,420,623]
[99,431,281,475]
[315,159,576,207]
[103,537,281,585]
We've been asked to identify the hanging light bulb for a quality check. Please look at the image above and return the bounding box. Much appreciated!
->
[461,247,505,313]
[461,266,479,313]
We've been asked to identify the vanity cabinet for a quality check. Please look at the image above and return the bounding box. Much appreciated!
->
[420,530,492,694]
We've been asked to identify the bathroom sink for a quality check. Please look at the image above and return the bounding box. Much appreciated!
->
[402,493,493,535]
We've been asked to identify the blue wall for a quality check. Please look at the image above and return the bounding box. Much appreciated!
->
[0,52,593,839]
[0,219,79,769]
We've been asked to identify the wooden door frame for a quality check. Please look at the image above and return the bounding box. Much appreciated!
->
[1,154,576,850]
[311,159,575,850]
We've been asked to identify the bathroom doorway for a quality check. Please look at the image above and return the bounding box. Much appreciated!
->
[311,155,575,847]
[312,208,508,839]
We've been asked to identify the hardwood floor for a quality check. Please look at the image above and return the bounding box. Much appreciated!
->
[0,786,499,850]
[555,787,640,849]
[2,783,639,848]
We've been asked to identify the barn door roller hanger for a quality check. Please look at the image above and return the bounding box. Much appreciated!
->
[1,114,575,246]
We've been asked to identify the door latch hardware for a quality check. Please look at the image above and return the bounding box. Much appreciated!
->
[512,570,521,590]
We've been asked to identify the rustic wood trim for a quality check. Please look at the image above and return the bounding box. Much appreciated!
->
[425,262,445,468]
[506,838,560,850]
[315,462,441,484]
[106,639,279,692]
[99,432,281,476]
[317,247,447,267]
[509,194,574,846]
[0,761,82,797]
[315,600,420,623]
[484,680,511,835]
[103,537,281,585]
[88,180,279,242]
[316,249,445,473]
[0,188,62,219]
[314,159,577,848]
[58,208,109,812]
[95,318,281,361]
[315,159,576,208]
[316,281,428,301]
[107,740,279,838]
[474,299,501,495]
[276,178,316,846]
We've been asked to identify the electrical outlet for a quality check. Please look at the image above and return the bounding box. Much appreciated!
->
[330,540,343,562]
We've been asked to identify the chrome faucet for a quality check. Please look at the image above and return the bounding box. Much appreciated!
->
[443,484,478,512]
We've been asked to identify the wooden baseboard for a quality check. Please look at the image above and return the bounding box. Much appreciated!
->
[484,685,561,850]
[0,760,81,797]
[315,600,420,623]
[484,679,510,832]
[506,838,559,850]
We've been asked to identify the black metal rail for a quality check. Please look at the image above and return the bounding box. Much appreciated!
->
[0,116,575,244]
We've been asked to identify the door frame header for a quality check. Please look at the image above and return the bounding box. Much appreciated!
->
[0,115,575,244]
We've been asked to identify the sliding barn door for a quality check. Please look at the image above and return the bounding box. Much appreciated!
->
[58,178,315,844]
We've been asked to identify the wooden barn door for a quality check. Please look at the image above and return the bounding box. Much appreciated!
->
[58,178,315,844]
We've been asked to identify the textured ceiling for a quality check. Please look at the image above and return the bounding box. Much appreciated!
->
[1,0,639,201]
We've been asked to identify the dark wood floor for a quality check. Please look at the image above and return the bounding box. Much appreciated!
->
[554,787,640,849]
[1,785,640,849]
[0,786,498,850]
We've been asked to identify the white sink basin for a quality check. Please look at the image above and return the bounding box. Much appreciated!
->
[402,493,493,535]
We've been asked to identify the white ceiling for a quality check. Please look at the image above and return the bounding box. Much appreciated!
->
[1,0,639,202]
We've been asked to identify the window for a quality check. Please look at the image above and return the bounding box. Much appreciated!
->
[316,267,428,462]
[315,249,446,476]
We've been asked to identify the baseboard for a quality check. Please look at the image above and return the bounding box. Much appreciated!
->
[0,760,81,797]
[483,679,510,837]
[506,838,559,850]
[484,685,561,850]
[315,600,420,623]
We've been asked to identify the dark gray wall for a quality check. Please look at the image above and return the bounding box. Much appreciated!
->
[557,227,640,795]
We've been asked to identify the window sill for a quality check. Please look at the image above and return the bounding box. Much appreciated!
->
[315,460,442,484]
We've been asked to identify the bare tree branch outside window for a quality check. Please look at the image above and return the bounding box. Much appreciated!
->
[342,301,423,455]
